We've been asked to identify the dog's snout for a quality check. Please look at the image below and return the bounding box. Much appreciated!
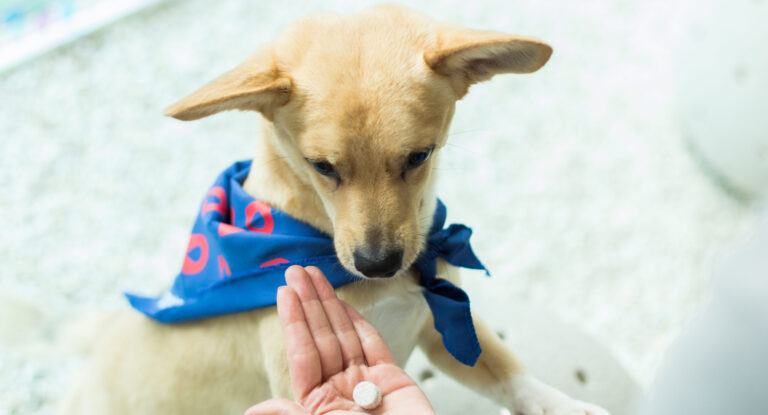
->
[353,249,403,278]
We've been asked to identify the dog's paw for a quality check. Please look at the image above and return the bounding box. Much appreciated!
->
[505,375,611,415]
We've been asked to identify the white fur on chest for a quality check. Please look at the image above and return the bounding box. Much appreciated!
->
[348,277,430,366]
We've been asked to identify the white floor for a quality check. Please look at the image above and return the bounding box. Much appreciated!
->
[0,0,757,413]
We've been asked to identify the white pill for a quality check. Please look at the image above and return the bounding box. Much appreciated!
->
[353,381,382,410]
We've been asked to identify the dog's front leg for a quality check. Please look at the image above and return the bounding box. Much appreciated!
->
[417,315,610,415]
[258,311,294,399]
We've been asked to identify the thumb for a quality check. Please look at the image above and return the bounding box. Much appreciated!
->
[244,398,309,415]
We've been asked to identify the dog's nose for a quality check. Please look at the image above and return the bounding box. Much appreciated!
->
[353,249,403,278]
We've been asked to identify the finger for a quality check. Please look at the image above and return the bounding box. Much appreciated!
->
[276,284,321,401]
[343,302,396,366]
[304,266,366,367]
[284,266,344,381]
[244,398,309,415]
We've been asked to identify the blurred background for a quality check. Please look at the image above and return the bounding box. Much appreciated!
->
[0,0,765,414]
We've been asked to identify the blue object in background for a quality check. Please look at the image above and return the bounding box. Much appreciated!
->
[0,0,164,71]
[1,0,87,40]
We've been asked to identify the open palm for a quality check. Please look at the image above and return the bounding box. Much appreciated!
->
[245,266,435,415]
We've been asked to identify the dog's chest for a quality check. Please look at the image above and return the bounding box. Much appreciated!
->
[345,279,430,366]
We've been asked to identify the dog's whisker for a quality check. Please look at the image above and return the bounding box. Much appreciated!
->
[443,139,483,155]
[447,129,487,138]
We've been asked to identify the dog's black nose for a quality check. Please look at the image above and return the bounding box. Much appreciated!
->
[353,249,403,278]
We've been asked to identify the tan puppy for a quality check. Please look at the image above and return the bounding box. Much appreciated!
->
[60,5,609,415]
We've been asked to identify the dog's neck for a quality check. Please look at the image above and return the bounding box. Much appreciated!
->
[241,119,334,235]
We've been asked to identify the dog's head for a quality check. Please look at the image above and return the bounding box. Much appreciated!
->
[164,5,551,279]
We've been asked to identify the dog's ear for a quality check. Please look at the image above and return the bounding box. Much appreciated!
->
[163,47,291,121]
[424,26,552,96]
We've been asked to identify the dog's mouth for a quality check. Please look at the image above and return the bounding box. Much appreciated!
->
[332,202,433,280]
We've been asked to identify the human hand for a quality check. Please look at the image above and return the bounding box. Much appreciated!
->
[245,265,435,415]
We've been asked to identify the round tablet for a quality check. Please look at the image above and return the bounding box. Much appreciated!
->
[353,381,382,410]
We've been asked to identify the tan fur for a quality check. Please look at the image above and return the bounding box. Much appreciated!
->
[60,5,608,415]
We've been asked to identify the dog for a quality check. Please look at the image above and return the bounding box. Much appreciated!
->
[60,5,610,415]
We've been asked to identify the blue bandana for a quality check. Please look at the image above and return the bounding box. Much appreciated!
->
[126,160,489,366]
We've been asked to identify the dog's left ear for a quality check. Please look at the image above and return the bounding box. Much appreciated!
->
[425,26,552,97]
[163,46,291,121]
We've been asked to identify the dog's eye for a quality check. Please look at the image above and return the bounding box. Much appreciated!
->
[307,159,338,178]
[403,147,434,172]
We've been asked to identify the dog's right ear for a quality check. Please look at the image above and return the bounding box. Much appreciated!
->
[163,47,291,121]
[425,26,552,98]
